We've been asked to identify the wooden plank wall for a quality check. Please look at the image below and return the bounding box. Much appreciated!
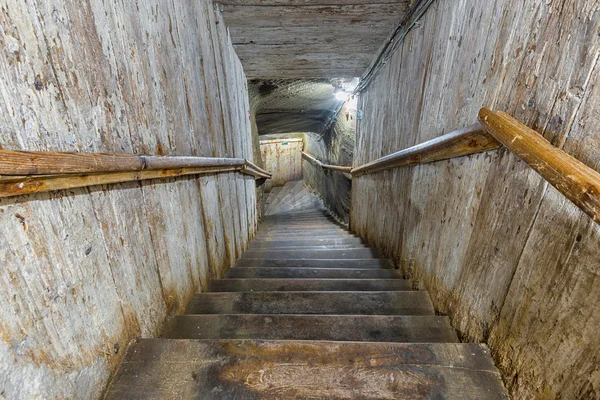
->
[351,0,600,398]
[218,0,410,78]
[0,0,257,398]
[303,109,355,224]
[260,139,303,190]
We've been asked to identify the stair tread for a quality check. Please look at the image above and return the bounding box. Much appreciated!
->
[234,259,394,269]
[164,315,459,342]
[187,291,433,315]
[208,278,412,292]
[266,181,304,214]
[105,340,509,400]
[248,244,370,251]
[106,186,509,399]
[249,237,363,245]
[242,248,380,260]
[226,268,403,279]
[264,182,295,213]
[254,233,357,240]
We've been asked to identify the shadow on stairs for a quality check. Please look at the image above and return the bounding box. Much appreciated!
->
[104,181,509,399]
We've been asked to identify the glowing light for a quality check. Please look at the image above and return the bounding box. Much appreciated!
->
[335,91,350,101]
[346,96,358,111]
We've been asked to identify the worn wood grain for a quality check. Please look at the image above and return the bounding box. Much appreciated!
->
[164,315,458,342]
[479,108,600,224]
[187,291,434,315]
[352,123,500,176]
[105,340,507,400]
[260,139,302,189]
[302,151,353,173]
[302,113,355,223]
[350,0,600,398]
[220,2,409,78]
[0,0,256,398]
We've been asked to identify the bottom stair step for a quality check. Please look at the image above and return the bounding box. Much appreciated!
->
[105,340,509,400]
[187,291,434,315]
[164,315,459,342]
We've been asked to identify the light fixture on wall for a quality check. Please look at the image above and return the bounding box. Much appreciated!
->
[333,86,349,102]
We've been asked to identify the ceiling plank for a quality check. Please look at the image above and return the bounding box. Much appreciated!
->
[218,0,407,5]
[221,4,406,28]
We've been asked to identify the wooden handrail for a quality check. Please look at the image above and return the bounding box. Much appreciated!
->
[479,108,600,224]
[0,149,271,198]
[351,123,500,176]
[301,151,353,173]
[243,160,272,179]
[351,107,600,224]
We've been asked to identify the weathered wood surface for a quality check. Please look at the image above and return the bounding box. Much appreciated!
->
[302,151,353,173]
[188,291,434,315]
[352,123,500,176]
[105,340,508,400]
[0,150,252,175]
[225,267,402,279]
[351,0,600,398]
[302,108,355,224]
[234,258,394,269]
[0,0,257,398]
[0,166,240,198]
[260,139,302,189]
[219,0,407,4]
[0,158,269,199]
[164,315,458,342]
[208,278,412,292]
[479,108,600,224]
[220,2,409,78]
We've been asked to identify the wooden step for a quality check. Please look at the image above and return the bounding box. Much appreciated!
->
[261,219,334,225]
[208,278,412,292]
[248,237,364,248]
[266,181,304,213]
[225,267,403,279]
[258,222,346,231]
[187,291,433,315]
[257,227,347,234]
[242,248,380,260]
[234,258,394,269]
[247,244,370,251]
[164,315,459,342]
[105,340,509,400]
[262,214,333,220]
[262,214,331,221]
[254,232,357,240]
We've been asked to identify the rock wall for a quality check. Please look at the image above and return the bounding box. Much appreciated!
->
[351,0,600,398]
[0,0,257,398]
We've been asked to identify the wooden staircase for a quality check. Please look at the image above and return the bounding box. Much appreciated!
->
[105,181,508,399]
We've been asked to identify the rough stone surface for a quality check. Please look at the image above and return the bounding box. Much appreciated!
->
[0,0,256,398]
[351,0,600,398]
[249,79,345,136]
